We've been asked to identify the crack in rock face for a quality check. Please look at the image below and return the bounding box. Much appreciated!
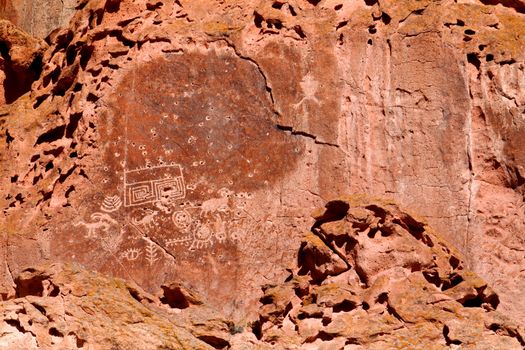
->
[50,46,304,317]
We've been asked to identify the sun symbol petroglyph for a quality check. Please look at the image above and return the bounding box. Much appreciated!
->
[101,195,122,213]
[172,210,193,230]
[189,222,214,250]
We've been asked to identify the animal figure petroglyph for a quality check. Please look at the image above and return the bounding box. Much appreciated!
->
[199,188,234,216]
[200,197,229,216]
[74,212,118,238]
[131,209,158,229]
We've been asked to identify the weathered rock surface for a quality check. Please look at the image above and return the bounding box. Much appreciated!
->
[0,0,76,38]
[253,197,525,349]
[0,263,232,349]
[1,0,525,329]
[1,198,523,349]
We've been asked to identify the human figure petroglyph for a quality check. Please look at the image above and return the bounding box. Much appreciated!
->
[293,73,320,109]
[74,212,118,238]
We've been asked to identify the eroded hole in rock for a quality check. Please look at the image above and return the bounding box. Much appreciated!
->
[333,299,357,313]
[376,292,388,304]
[197,335,230,349]
[45,161,54,172]
[443,325,462,345]
[127,288,142,303]
[316,331,335,342]
[381,12,391,25]
[66,46,77,66]
[35,125,66,145]
[423,270,442,288]
[306,0,321,5]
[49,327,64,339]
[267,18,283,30]
[31,303,47,315]
[159,285,192,309]
[66,113,83,138]
[44,147,64,157]
[313,201,350,227]
[105,0,121,13]
[336,21,348,30]
[479,0,525,13]
[467,53,481,71]
[0,42,43,104]
[449,255,461,269]
[15,276,44,297]
[5,129,14,145]
[146,1,163,10]
[441,273,464,291]
[367,228,378,238]
[79,45,95,70]
[6,319,25,333]
[334,4,343,10]
[485,293,500,309]
[293,25,306,38]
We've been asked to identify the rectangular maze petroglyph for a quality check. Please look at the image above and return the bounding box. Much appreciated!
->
[124,164,185,207]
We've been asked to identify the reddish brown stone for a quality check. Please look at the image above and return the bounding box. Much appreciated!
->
[2,0,525,332]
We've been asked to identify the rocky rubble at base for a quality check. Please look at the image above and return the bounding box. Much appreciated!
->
[1,198,523,349]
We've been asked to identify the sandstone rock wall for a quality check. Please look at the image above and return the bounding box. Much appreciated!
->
[1,0,525,326]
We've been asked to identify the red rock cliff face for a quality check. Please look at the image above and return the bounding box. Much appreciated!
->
[1,0,525,325]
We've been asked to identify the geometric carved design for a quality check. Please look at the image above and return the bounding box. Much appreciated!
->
[124,164,186,207]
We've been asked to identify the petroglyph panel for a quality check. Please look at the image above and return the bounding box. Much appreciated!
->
[52,46,305,308]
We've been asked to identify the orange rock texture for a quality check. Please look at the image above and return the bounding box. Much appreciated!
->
[1,0,525,347]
